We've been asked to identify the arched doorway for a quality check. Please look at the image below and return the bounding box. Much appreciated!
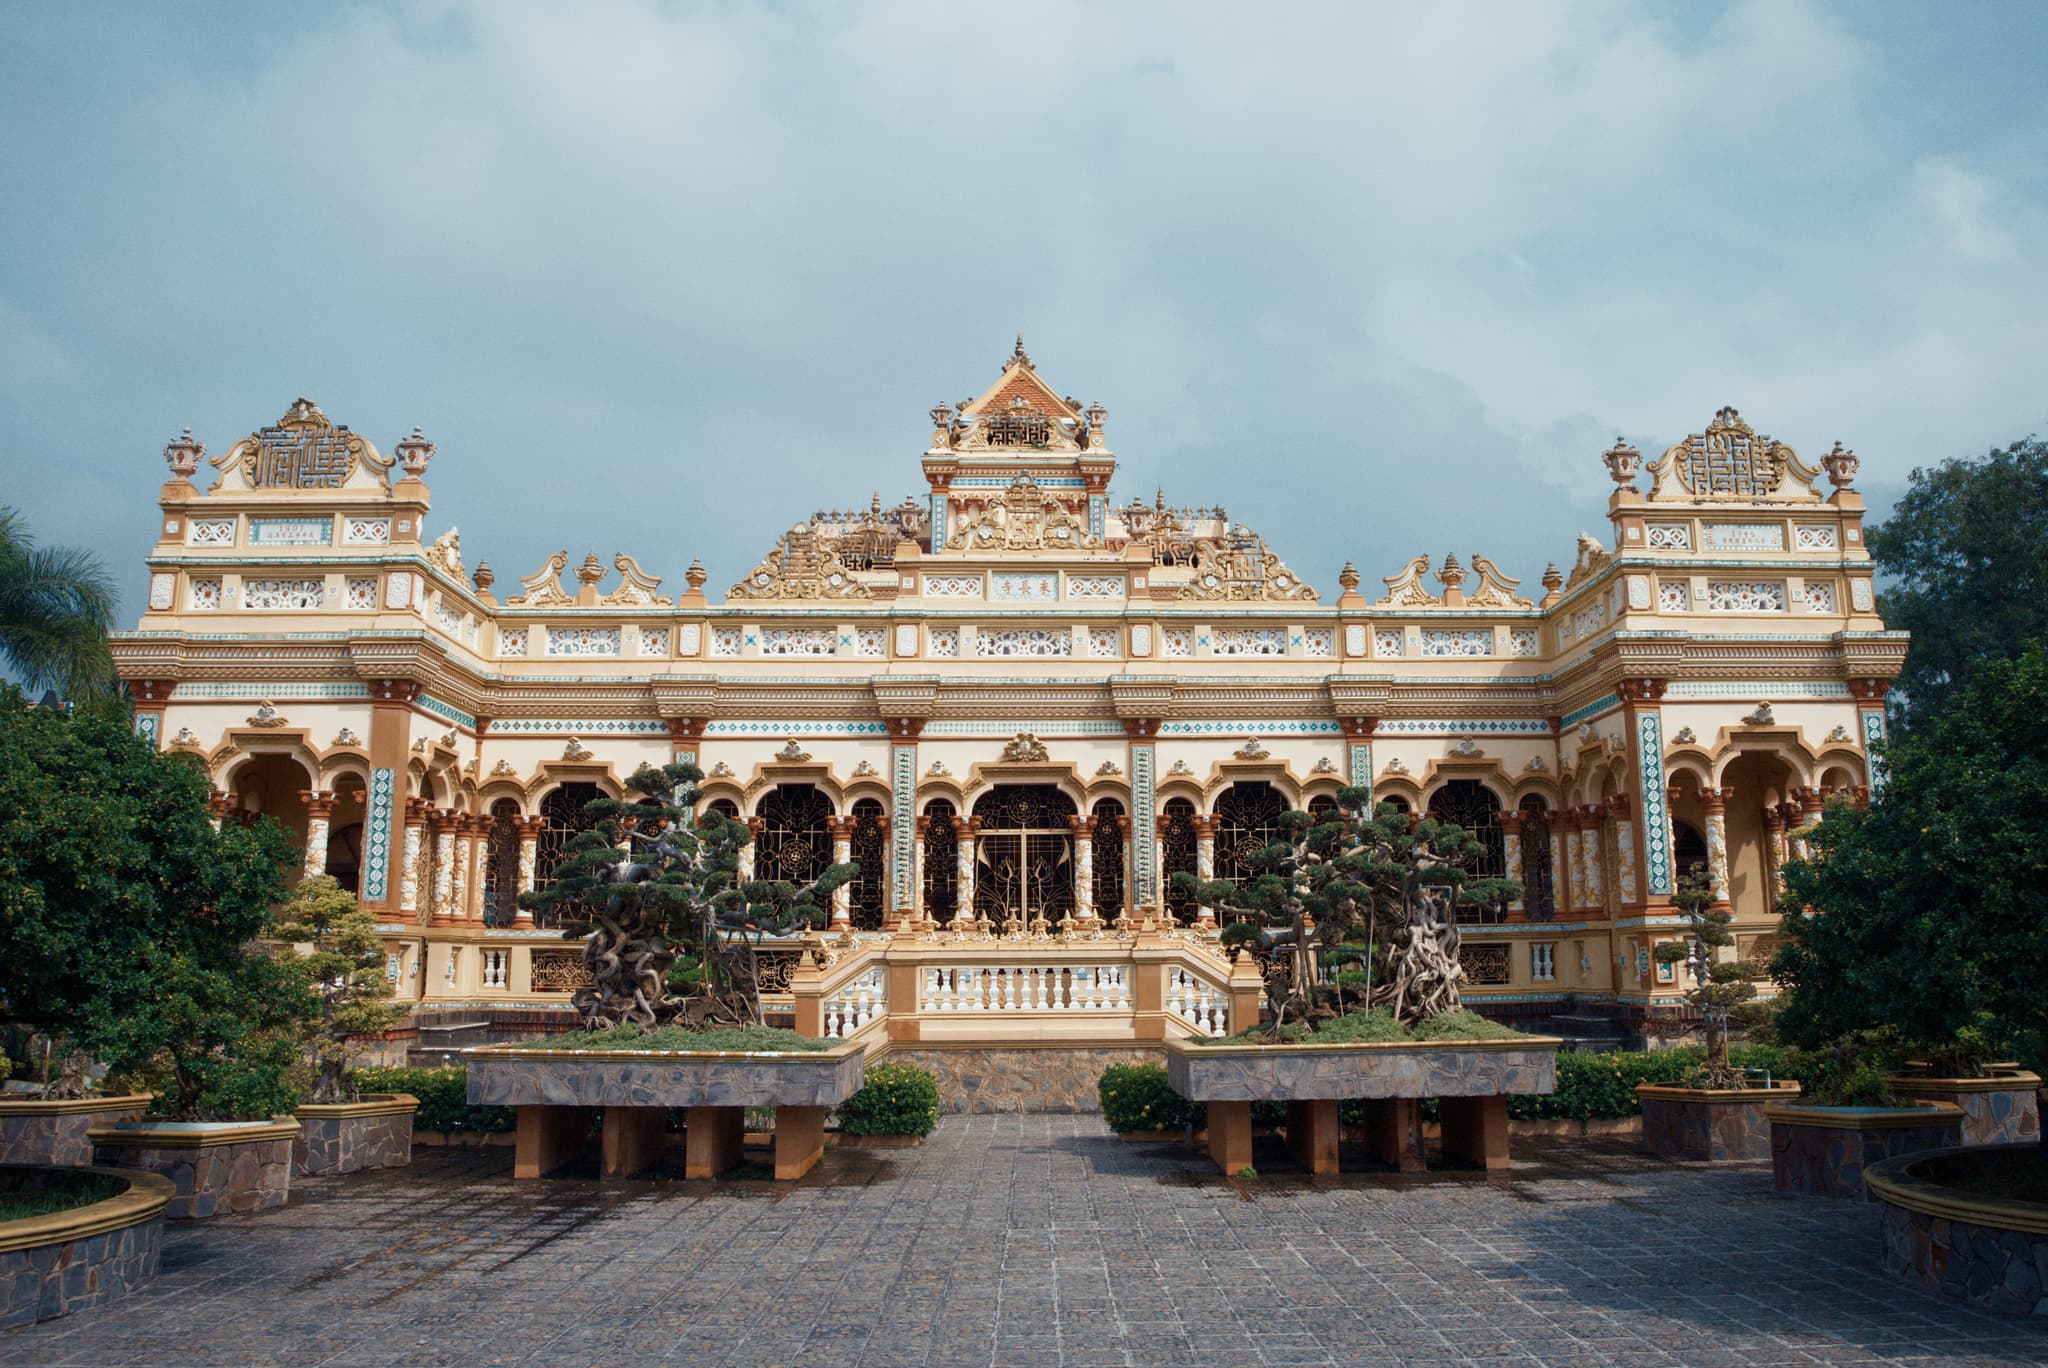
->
[755,784,832,885]
[970,785,1077,929]
[847,797,887,930]
[481,799,522,927]
[1161,798,1198,924]
[1091,798,1126,921]
[1517,794,1555,921]
[228,754,313,881]
[922,799,959,922]
[535,782,602,927]
[1428,779,1505,924]
[325,772,366,895]
[1214,781,1288,887]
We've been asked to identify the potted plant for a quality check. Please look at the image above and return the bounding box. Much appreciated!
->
[1637,872,1799,1161]
[273,875,418,1175]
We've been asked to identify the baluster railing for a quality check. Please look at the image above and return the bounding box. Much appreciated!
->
[913,962,1136,1012]
[1168,965,1227,1037]
[821,965,887,1039]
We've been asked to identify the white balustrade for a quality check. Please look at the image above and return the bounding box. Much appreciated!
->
[918,963,1131,1013]
[822,965,888,1039]
[482,948,509,989]
[1167,966,1228,1036]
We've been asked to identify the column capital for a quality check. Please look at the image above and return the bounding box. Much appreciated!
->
[826,815,855,840]
[1498,810,1524,836]
[299,789,335,818]
[1605,792,1635,819]
[1067,815,1094,839]
[404,796,432,824]
[207,790,231,819]
[515,814,546,839]
[1120,717,1160,739]
[1699,786,1727,814]
[1615,677,1668,704]
[665,717,707,742]
[368,679,423,704]
[1192,815,1219,839]
[128,678,178,704]
[885,717,928,738]
[1761,805,1786,832]
[1338,716,1379,739]
[1848,678,1891,702]
[955,816,982,837]
[914,813,932,837]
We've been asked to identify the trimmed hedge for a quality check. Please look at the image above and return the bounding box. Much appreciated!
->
[352,1065,515,1134]
[1099,1063,1204,1132]
[836,1062,941,1138]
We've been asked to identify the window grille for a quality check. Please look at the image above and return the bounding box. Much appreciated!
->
[848,798,887,930]
[1161,798,1198,925]
[970,785,1077,930]
[922,799,958,922]
[1091,799,1126,919]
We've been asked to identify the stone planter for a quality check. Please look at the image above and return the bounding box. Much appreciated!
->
[465,1040,867,1181]
[1887,1068,2042,1148]
[88,1119,298,1220]
[1164,1034,1561,1176]
[0,1094,153,1167]
[1638,1081,1802,1162]
[0,1165,174,1328]
[1765,1101,1965,1201]
[1866,1144,2048,1316]
[293,1094,419,1176]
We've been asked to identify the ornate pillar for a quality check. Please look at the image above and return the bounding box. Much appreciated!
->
[1609,793,1639,909]
[1068,815,1096,925]
[1339,716,1377,799]
[910,814,931,930]
[953,816,980,926]
[1579,804,1607,917]
[206,790,230,832]
[514,815,543,926]
[1192,815,1218,927]
[129,679,175,752]
[430,809,458,927]
[1499,811,1525,921]
[1562,811,1586,916]
[1550,815,1570,918]
[1793,786,1826,862]
[665,716,704,768]
[361,679,420,917]
[451,814,477,925]
[1763,805,1788,894]
[399,798,428,920]
[1122,717,1160,915]
[299,790,334,879]
[1616,678,1673,905]
[827,815,854,930]
[1850,679,1891,795]
[888,718,924,929]
[739,817,762,883]
[1700,787,1730,904]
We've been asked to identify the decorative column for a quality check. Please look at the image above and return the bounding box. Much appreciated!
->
[514,815,543,926]
[206,790,230,831]
[1562,811,1586,916]
[665,716,704,767]
[1550,814,1570,918]
[1192,815,1218,928]
[1616,678,1673,905]
[299,790,334,878]
[1579,804,1607,917]
[399,799,428,920]
[1121,717,1161,914]
[1499,811,1525,921]
[361,679,420,917]
[129,679,175,751]
[451,813,477,925]
[1609,793,1639,909]
[1339,716,1377,799]
[1763,805,1788,894]
[1850,679,1891,795]
[1068,815,1096,925]
[739,817,762,883]
[953,816,980,926]
[827,815,854,930]
[1793,786,1826,862]
[430,809,458,927]
[1700,787,1730,904]
[910,814,931,930]
[888,718,924,928]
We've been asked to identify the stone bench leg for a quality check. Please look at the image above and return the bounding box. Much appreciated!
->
[1439,1095,1510,1171]
[1285,1100,1340,1175]
[601,1107,667,1178]
[514,1105,588,1179]
[1358,1098,1425,1172]
[684,1105,745,1179]
[1207,1100,1252,1175]
[774,1105,826,1181]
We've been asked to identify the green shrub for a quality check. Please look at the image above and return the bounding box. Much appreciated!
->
[351,1065,515,1134]
[1098,1063,1204,1132]
[835,1062,941,1138]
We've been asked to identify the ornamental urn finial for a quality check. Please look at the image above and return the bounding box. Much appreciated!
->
[686,558,708,591]
[395,426,436,477]
[576,552,605,587]
[163,427,205,478]
[929,402,953,442]
[1338,561,1360,592]
[1437,552,1465,591]
[472,560,494,593]
[1602,436,1643,488]
[1822,440,1859,489]
[1084,401,1107,448]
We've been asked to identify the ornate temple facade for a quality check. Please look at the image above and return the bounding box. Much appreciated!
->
[113,343,1904,1029]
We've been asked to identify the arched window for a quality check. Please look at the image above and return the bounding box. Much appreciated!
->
[756,784,832,885]
[481,799,521,927]
[1307,793,1337,819]
[1428,779,1505,925]
[848,798,887,930]
[705,797,739,820]
[1215,781,1288,887]
[1517,794,1555,922]
[1161,798,1198,925]
[922,799,958,922]
[971,785,1076,929]
[1091,798,1126,920]
[536,783,602,927]
[1380,795,1412,815]
[1673,819,1710,886]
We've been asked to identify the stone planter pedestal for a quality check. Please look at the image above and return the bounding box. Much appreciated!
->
[465,1041,867,1181]
[1866,1144,2048,1317]
[88,1120,298,1220]
[0,1095,153,1167]
[1638,1081,1801,1161]
[0,1165,174,1328]
[293,1094,419,1176]
[1765,1102,1965,1201]
[1887,1068,2042,1148]
[1165,1035,1560,1176]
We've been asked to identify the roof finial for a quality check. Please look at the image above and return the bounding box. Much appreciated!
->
[1014,332,1025,359]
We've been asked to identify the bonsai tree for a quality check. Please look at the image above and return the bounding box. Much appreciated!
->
[1772,646,2048,1077]
[522,761,856,1030]
[0,686,313,1115]
[1172,786,1520,1035]
[1654,869,1755,1087]
[269,874,406,1103]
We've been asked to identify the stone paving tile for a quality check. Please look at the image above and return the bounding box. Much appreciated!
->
[4,1116,2048,1366]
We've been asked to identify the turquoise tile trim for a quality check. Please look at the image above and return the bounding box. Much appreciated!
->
[1376,720,1549,735]
[1348,741,1372,789]
[1155,720,1342,736]
[1862,710,1887,794]
[922,720,1125,738]
[135,713,160,748]
[486,719,668,735]
[1561,694,1621,728]
[1088,495,1105,540]
[954,476,1085,488]
[1637,713,1671,896]
[1131,743,1156,908]
[891,744,916,910]
[416,694,477,732]
[700,721,890,737]
[170,682,372,700]
[363,768,395,901]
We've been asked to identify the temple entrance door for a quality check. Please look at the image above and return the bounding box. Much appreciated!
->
[971,785,1077,931]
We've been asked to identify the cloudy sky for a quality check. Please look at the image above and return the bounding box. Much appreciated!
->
[4,1,2044,616]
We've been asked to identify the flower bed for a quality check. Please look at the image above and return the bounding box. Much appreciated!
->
[0,1094,154,1167]
[1638,1081,1802,1162]
[293,1094,418,1176]
[1765,1101,1965,1201]
[0,1166,174,1328]
[1887,1067,2042,1148]
[88,1119,298,1220]
[1866,1144,2048,1316]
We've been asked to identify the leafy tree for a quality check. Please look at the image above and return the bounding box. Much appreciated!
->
[269,875,406,1103]
[1654,869,1754,1087]
[1868,437,2048,734]
[0,687,314,1116]
[522,761,856,1030]
[1172,787,1519,1035]
[1772,646,2048,1075]
[0,506,117,700]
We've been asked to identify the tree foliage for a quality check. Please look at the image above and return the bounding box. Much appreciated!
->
[1868,436,2048,735]
[1772,646,2048,1075]
[0,689,314,1117]
[269,874,406,1103]
[1653,869,1755,1087]
[1171,787,1519,1035]
[521,761,856,1030]
[0,506,117,701]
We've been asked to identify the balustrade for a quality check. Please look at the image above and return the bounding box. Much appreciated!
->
[482,948,509,989]
[821,965,887,1039]
[1167,965,1229,1036]
[919,963,1132,1013]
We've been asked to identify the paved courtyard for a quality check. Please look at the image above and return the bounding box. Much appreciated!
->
[6,1116,2046,1367]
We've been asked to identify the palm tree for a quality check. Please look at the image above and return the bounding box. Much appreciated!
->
[0,506,117,701]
